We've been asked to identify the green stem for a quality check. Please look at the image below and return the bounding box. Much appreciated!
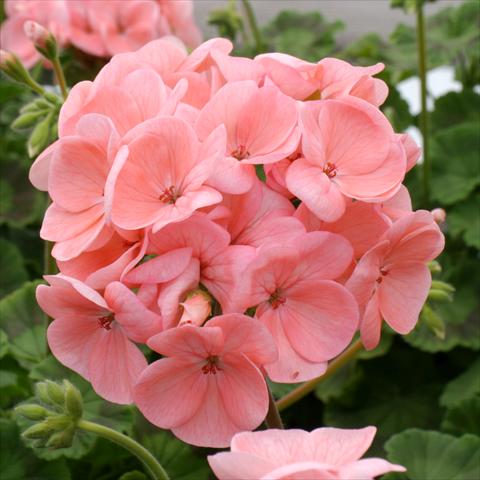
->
[77,419,170,480]
[52,55,68,100]
[240,0,265,53]
[276,339,363,412]
[416,2,430,204]
[264,386,284,429]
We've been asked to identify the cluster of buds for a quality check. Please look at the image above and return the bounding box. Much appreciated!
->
[15,380,83,449]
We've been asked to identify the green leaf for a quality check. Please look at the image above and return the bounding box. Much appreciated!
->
[440,358,480,408]
[0,419,71,480]
[430,122,480,205]
[119,472,148,480]
[447,194,480,249]
[142,432,210,480]
[384,430,480,480]
[323,347,444,453]
[431,90,480,132]
[0,239,28,297]
[0,281,47,369]
[267,380,301,400]
[442,397,480,435]
[23,355,134,461]
[0,328,9,359]
[261,10,343,62]
[315,361,364,404]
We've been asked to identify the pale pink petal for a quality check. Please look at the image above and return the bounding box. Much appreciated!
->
[338,458,406,479]
[134,357,207,428]
[286,159,346,222]
[208,451,275,480]
[379,262,431,334]
[88,324,147,404]
[29,142,57,191]
[360,292,383,351]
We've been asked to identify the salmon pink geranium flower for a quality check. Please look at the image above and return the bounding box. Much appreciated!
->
[134,314,278,447]
[208,426,405,480]
[346,210,445,349]
[37,275,162,404]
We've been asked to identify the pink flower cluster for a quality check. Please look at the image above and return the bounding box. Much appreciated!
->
[0,0,201,68]
[32,38,444,448]
[208,426,405,479]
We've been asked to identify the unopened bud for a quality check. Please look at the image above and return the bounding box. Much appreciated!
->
[36,382,53,405]
[428,289,452,302]
[179,290,212,326]
[43,414,72,432]
[24,21,49,49]
[15,404,52,421]
[428,261,442,274]
[22,421,53,440]
[431,280,455,293]
[28,113,51,157]
[421,304,446,340]
[64,380,83,420]
[11,111,45,130]
[431,208,446,224]
[23,20,58,59]
[45,380,65,406]
[45,425,75,449]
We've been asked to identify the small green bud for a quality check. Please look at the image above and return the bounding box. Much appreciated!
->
[22,421,53,440]
[428,261,442,274]
[11,111,46,130]
[24,21,58,60]
[431,280,455,293]
[45,380,65,406]
[43,414,72,432]
[15,404,51,421]
[45,426,75,449]
[421,304,446,340]
[428,289,453,302]
[44,91,62,105]
[28,113,51,157]
[64,380,83,420]
[36,382,53,405]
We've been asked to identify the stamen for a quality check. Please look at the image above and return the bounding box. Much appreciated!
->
[376,268,389,284]
[269,289,286,309]
[231,145,250,160]
[202,355,221,375]
[159,185,177,204]
[323,162,337,178]
[98,313,114,330]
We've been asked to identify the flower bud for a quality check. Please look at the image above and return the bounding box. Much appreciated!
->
[428,261,442,274]
[431,208,446,225]
[15,404,51,421]
[45,380,66,406]
[27,113,52,157]
[179,290,212,326]
[45,425,75,449]
[36,382,54,406]
[23,20,58,59]
[431,280,455,294]
[11,111,45,130]
[428,289,452,302]
[24,21,50,49]
[0,49,33,84]
[420,304,446,340]
[22,421,53,440]
[44,414,72,432]
[64,380,83,420]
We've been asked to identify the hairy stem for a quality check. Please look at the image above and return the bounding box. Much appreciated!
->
[416,3,430,204]
[52,55,68,100]
[265,385,284,429]
[276,339,363,412]
[240,0,265,53]
[77,419,170,480]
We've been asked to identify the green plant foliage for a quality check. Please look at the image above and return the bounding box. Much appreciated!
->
[0,238,28,296]
[447,194,480,249]
[430,122,480,205]
[0,281,47,369]
[384,429,480,480]
[441,397,480,435]
[261,10,344,61]
[440,358,480,408]
[0,419,71,480]
[430,90,480,131]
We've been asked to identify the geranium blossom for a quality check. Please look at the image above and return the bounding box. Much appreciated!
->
[208,426,405,479]
[134,314,277,447]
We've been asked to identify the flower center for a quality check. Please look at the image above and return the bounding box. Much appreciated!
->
[98,313,114,330]
[159,185,178,204]
[202,355,221,375]
[269,289,286,309]
[376,268,389,284]
[323,162,337,178]
[231,145,250,160]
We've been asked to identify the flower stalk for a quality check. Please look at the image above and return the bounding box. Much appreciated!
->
[240,0,266,53]
[416,2,430,204]
[276,339,364,412]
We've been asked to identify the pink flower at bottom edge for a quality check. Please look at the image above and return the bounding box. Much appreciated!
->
[208,427,406,480]
[134,314,278,448]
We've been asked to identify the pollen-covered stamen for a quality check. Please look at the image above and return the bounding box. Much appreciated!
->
[159,185,178,204]
[376,268,389,284]
[269,289,286,309]
[323,162,337,178]
[98,313,114,330]
[231,145,250,160]
[202,355,221,375]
